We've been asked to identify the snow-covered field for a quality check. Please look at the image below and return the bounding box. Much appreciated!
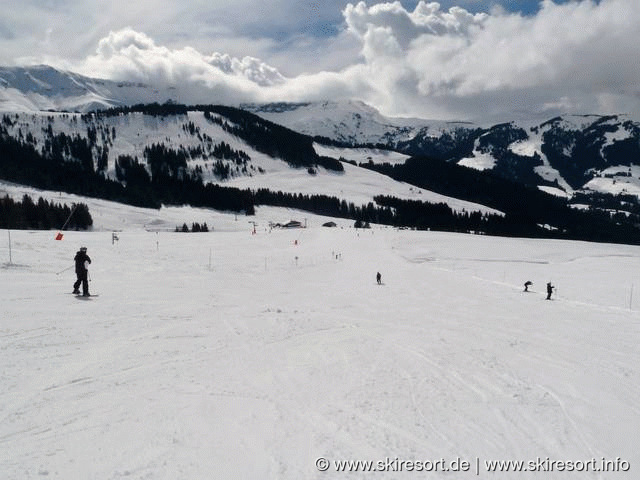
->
[1,195,639,479]
[313,143,410,166]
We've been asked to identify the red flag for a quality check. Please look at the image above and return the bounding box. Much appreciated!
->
[55,232,64,241]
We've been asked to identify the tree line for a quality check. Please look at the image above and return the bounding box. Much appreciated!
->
[0,194,92,230]
[361,156,640,244]
[175,222,210,233]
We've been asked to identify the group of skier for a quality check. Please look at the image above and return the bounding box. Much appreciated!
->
[524,280,555,300]
[375,271,556,300]
[70,245,556,302]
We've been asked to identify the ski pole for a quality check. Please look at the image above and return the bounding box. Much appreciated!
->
[56,265,74,275]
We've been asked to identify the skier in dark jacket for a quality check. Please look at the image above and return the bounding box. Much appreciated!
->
[546,282,554,300]
[73,247,91,296]
[376,272,382,285]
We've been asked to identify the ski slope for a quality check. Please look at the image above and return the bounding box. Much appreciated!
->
[1,196,639,479]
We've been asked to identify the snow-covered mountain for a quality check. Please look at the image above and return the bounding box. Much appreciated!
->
[3,64,640,243]
[242,100,476,147]
[456,115,640,198]
[0,66,471,142]
[246,102,640,200]
[0,65,182,112]
[2,65,640,202]
[0,107,498,216]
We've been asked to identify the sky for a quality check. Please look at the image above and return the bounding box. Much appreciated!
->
[1,0,639,122]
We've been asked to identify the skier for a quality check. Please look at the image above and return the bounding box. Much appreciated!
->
[376,272,382,285]
[546,282,554,300]
[73,247,92,296]
[524,280,533,292]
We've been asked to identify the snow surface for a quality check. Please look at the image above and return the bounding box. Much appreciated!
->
[1,188,639,479]
[583,166,640,198]
[225,161,501,215]
[243,100,424,146]
[457,136,496,171]
[457,154,496,172]
[313,143,409,166]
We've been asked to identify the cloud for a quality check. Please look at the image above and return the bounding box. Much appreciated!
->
[344,0,488,50]
[207,53,285,86]
[77,28,286,103]
[340,0,640,120]
[12,1,640,121]
[73,27,370,106]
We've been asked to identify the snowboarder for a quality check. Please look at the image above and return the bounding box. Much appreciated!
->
[546,282,554,300]
[376,272,382,285]
[73,247,92,296]
[524,280,533,292]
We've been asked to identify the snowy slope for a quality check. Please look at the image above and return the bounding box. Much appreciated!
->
[458,136,497,172]
[313,142,409,166]
[0,111,501,215]
[1,195,639,479]
[583,166,640,197]
[224,161,500,214]
[0,180,355,232]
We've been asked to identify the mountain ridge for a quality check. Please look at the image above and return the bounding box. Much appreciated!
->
[2,66,640,243]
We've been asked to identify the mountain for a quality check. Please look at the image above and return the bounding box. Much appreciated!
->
[245,102,640,202]
[457,115,640,198]
[2,66,640,243]
[2,66,639,202]
[0,104,502,223]
[242,100,454,146]
[0,65,177,112]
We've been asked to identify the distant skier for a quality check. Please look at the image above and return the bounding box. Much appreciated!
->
[546,282,554,300]
[524,280,533,292]
[376,272,382,285]
[73,246,92,296]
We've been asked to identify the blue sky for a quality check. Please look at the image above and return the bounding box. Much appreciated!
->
[252,1,547,39]
[439,0,576,15]
[0,0,637,121]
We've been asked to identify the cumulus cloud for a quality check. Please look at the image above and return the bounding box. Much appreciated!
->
[73,27,369,106]
[344,1,488,50]
[68,1,640,121]
[80,28,284,89]
[73,28,294,106]
[207,53,285,86]
[338,0,640,120]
